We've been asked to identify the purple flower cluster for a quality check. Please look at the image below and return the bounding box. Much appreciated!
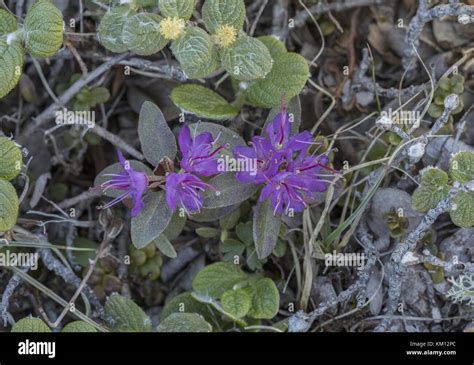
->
[165,125,222,215]
[233,100,335,216]
[99,126,222,217]
[99,150,148,217]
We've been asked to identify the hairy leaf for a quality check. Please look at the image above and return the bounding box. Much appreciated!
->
[105,294,152,332]
[0,178,19,232]
[202,0,245,33]
[253,199,282,259]
[247,277,279,319]
[131,191,173,249]
[202,173,257,209]
[138,101,177,165]
[157,312,212,332]
[24,0,64,58]
[62,321,97,332]
[171,27,219,79]
[245,52,309,108]
[98,5,136,53]
[449,191,474,228]
[221,288,251,318]
[122,13,168,56]
[449,151,474,183]
[192,261,247,297]
[220,36,273,81]
[171,84,238,120]
[0,39,24,99]
[159,0,195,20]
[0,9,17,34]
[0,137,23,181]
[11,317,51,332]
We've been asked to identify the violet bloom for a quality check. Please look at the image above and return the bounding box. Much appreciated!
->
[165,172,217,215]
[260,171,328,215]
[178,125,225,177]
[100,150,148,217]
[233,136,282,184]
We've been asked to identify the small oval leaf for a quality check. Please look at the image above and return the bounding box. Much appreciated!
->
[171,84,238,120]
[131,191,173,249]
[449,191,474,228]
[11,317,51,332]
[0,137,23,181]
[202,173,257,209]
[220,36,273,81]
[192,261,247,298]
[0,178,19,232]
[24,0,64,58]
[159,0,196,20]
[105,294,152,332]
[0,39,24,99]
[157,312,212,332]
[123,13,168,56]
[253,199,282,259]
[171,27,219,79]
[62,321,97,332]
[98,5,136,53]
[138,101,177,165]
[221,288,251,318]
[202,0,245,33]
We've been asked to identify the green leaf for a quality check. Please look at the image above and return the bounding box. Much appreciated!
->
[131,191,173,249]
[153,234,177,258]
[247,277,279,319]
[412,185,449,213]
[72,236,98,268]
[89,87,110,105]
[62,321,97,332]
[171,84,238,120]
[122,13,168,56]
[221,238,245,261]
[253,199,282,259]
[162,211,186,239]
[159,0,195,20]
[221,288,251,318]
[157,312,212,332]
[420,167,449,187]
[0,178,19,232]
[449,191,474,228]
[245,52,309,108]
[264,96,301,134]
[192,261,247,297]
[0,9,18,34]
[449,151,474,183]
[0,39,24,99]
[161,292,217,324]
[138,101,177,166]
[195,227,219,238]
[257,35,287,59]
[171,27,219,79]
[427,103,443,118]
[105,294,152,332]
[98,5,136,53]
[202,173,257,209]
[220,36,273,81]
[0,137,23,181]
[219,207,240,229]
[11,317,51,332]
[202,0,245,33]
[94,160,152,198]
[235,222,253,246]
[190,204,240,222]
[24,0,64,58]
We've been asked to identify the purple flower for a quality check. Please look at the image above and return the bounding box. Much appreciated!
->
[260,171,328,215]
[233,95,337,215]
[100,150,148,217]
[233,136,282,184]
[178,125,225,177]
[165,172,217,215]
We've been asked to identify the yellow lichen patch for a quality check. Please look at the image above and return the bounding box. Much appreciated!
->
[214,25,237,48]
[159,17,185,40]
